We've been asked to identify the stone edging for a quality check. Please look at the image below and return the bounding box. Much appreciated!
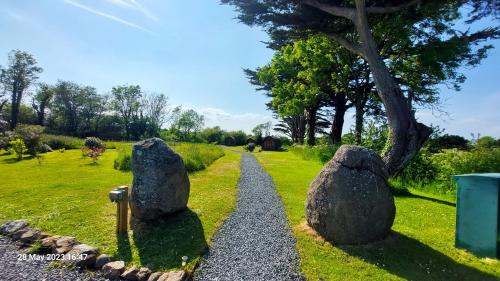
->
[0,220,187,281]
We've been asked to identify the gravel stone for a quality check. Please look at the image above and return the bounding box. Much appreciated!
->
[0,236,108,280]
[194,154,303,281]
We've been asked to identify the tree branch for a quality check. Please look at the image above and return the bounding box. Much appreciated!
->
[328,33,365,56]
[302,0,355,20]
[366,0,421,14]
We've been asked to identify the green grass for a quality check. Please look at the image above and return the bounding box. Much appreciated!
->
[0,147,241,271]
[254,151,500,281]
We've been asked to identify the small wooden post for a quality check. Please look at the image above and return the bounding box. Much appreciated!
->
[117,186,129,234]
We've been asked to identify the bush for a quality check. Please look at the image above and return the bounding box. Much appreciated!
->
[82,137,105,163]
[246,143,256,152]
[13,125,44,156]
[41,134,83,150]
[9,138,26,161]
[114,148,132,171]
[0,131,15,151]
[394,147,500,195]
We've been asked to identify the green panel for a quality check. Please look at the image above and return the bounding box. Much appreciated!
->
[453,174,500,258]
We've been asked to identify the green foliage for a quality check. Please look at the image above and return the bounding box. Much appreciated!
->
[13,125,44,156]
[41,134,84,150]
[288,144,339,164]
[395,148,500,196]
[426,134,469,153]
[223,130,249,146]
[113,147,132,171]
[245,143,256,152]
[476,136,498,148]
[8,138,26,161]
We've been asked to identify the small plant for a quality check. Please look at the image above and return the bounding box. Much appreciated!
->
[82,137,106,163]
[14,125,44,156]
[8,138,27,161]
[114,148,132,171]
[245,142,256,152]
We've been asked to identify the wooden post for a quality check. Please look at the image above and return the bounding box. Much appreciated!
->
[118,186,129,234]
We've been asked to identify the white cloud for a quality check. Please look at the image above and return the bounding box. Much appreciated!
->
[63,0,155,34]
[195,107,274,133]
[104,0,160,22]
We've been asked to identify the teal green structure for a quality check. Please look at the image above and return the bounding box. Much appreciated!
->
[453,173,500,258]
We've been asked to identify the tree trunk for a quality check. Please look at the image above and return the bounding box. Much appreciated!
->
[353,0,431,176]
[10,90,20,130]
[305,107,317,146]
[354,97,364,145]
[0,100,6,114]
[330,94,348,144]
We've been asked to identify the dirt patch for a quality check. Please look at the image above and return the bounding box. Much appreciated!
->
[295,221,326,242]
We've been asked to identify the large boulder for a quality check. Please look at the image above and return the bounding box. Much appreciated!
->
[130,138,190,226]
[306,145,395,244]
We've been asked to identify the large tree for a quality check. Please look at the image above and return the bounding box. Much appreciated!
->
[222,0,498,175]
[111,85,142,140]
[0,50,43,130]
[32,83,54,126]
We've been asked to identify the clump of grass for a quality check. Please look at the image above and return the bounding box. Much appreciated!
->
[114,147,132,171]
[288,144,340,163]
[113,142,225,173]
[41,134,84,150]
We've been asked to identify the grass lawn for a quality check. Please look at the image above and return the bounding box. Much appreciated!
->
[0,147,241,271]
[254,151,500,281]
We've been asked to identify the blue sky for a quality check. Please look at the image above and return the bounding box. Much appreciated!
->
[0,0,498,137]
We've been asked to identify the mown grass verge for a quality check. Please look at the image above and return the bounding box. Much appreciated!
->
[0,147,241,271]
[254,150,500,281]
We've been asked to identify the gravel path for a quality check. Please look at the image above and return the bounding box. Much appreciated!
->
[194,153,303,281]
[0,236,108,281]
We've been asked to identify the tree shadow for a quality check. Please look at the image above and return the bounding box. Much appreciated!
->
[395,191,456,207]
[339,231,497,281]
[131,208,207,271]
[1,155,35,164]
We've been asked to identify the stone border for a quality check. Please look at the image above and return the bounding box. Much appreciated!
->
[0,220,187,281]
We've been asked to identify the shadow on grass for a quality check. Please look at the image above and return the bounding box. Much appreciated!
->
[340,231,497,281]
[117,233,133,262]
[1,155,35,164]
[130,209,206,271]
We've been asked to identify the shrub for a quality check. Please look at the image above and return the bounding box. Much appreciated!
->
[9,138,26,161]
[41,134,84,150]
[13,125,44,156]
[245,143,256,152]
[394,147,500,195]
[0,131,16,151]
[114,148,132,171]
[82,137,105,163]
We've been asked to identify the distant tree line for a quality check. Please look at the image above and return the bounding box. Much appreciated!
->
[0,50,281,145]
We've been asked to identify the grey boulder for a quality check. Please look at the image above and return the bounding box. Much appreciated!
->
[0,220,28,236]
[130,138,190,226]
[306,145,395,244]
